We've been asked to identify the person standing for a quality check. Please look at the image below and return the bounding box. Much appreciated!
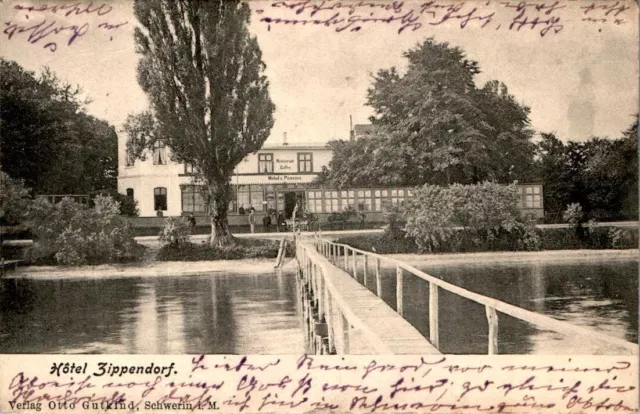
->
[248,208,256,233]
[188,213,197,234]
[262,214,271,232]
[292,201,300,234]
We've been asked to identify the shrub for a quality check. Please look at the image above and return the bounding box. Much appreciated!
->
[608,227,638,249]
[25,195,138,265]
[382,204,406,240]
[114,193,140,217]
[159,216,192,246]
[563,203,584,228]
[0,171,31,225]
[404,182,538,252]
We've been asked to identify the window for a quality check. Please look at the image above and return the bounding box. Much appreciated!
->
[307,191,323,213]
[357,190,372,211]
[324,190,339,212]
[519,185,542,209]
[126,188,134,198]
[298,153,313,172]
[265,185,276,211]
[391,189,405,206]
[181,185,206,213]
[154,187,167,211]
[184,163,200,174]
[258,153,273,173]
[340,190,355,210]
[236,185,265,212]
[153,140,167,165]
[125,150,135,166]
[375,189,391,210]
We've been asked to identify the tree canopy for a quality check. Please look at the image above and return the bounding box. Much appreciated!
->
[317,38,535,187]
[534,119,638,222]
[127,0,274,246]
[0,59,118,195]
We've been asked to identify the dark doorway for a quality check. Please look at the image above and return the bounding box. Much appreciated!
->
[283,191,305,219]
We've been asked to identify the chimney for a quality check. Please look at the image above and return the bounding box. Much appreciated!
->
[349,115,355,141]
[283,132,288,146]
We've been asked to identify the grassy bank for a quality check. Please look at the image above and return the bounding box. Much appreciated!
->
[335,226,639,255]
[157,237,295,261]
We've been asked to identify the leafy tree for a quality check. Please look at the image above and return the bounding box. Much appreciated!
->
[534,118,638,222]
[126,0,274,246]
[0,59,117,195]
[319,39,534,187]
[0,170,30,225]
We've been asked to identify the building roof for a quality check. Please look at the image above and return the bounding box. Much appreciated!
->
[260,142,330,150]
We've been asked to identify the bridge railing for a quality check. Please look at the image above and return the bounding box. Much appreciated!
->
[296,239,397,354]
[312,236,638,355]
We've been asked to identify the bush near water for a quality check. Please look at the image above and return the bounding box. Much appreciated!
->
[336,226,638,255]
[25,196,142,265]
[336,182,638,254]
[157,237,295,261]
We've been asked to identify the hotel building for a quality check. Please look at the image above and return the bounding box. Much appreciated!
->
[117,128,544,225]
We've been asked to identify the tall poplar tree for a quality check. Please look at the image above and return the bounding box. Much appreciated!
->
[128,0,274,246]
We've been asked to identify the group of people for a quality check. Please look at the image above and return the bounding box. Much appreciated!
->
[239,204,284,233]
[185,201,310,235]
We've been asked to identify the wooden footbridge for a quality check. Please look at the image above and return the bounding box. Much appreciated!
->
[295,235,639,355]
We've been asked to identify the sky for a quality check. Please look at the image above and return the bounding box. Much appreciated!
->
[1,0,638,145]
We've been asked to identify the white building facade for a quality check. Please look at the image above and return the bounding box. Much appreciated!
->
[117,130,544,222]
[117,130,332,219]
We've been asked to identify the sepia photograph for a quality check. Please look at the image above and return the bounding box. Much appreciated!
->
[0,0,638,365]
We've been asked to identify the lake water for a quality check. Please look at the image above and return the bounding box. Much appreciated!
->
[367,259,638,354]
[0,272,305,354]
[1,258,637,354]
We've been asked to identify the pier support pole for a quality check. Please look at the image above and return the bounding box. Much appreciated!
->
[351,250,357,279]
[396,266,404,317]
[375,258,382,297]
[486,306,499,355]
[343,246,348,270]
[429,282,439,349]
[363,255,369,287]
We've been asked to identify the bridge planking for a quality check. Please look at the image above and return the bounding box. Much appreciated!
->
[299,240,440,355]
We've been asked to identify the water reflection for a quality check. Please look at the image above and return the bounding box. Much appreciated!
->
[0,272,304,354]
[371,260,638,354]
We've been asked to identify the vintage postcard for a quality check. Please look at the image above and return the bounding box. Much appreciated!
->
[0,0,638,412]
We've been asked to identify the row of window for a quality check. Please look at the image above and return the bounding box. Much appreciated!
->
[136,184,544,213]
[126,144,314,174]
[306,188,412,213]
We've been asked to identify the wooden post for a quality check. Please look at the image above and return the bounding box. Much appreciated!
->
[486,306,499,355]
[317,267,324,318]
[341,313,349,354]
[351,250,357,279]
[429,282,439,349]
[363,255,369,287]
[325,285,333,352]
[375,258,382,297]
[343,246,348,269]
[396,266,403,316]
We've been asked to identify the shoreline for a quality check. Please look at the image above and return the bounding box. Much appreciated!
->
[6,258,298,280]
[4,249,637,280]
[386,249,638,267]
